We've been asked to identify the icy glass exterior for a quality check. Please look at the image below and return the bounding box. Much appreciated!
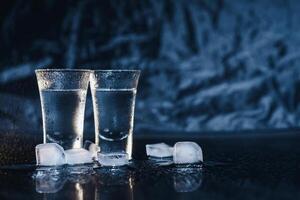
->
[36,69,90,149]
[90,70,140,161]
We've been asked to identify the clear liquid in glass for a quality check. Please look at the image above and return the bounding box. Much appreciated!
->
[40,89,87,149]
[92,88,136,159]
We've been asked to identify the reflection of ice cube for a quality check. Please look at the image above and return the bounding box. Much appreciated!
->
[173,142,203,164]
[98,153,128,166]
[84,140,100,160]
[34,168,66,193]
[35,143,66,166]
[65,148,93,165]
[67,166,95,184]
[146,143,173,158]
[173,167,203,193]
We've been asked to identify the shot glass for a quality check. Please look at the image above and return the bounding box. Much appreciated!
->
[36,69,91,150]
[90,70,140,165]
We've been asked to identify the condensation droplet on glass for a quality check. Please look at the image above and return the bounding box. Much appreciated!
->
[103,128,109,132]
[54,131,60,135]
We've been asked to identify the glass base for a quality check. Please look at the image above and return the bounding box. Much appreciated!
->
[97,152,129,167]
[98,135,133,160]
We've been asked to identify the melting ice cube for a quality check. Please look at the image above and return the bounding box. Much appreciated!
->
[35,143,66,166]
[146,143,173,158]
[98,153,129,167]
[84,140,100,160]
[173,142,203,164]
[65,148,93,165]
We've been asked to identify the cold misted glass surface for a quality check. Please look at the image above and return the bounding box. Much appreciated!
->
[90,70,140,163]
[36,69,90,150]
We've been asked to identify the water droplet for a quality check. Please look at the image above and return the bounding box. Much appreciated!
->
[54,132,60,135]
[103,128,109,132]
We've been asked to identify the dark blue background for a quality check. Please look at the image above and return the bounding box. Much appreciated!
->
[0,0,300,134]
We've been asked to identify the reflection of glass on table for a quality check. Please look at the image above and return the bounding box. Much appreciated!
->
[95,168,134,200]
[34,167,96,199]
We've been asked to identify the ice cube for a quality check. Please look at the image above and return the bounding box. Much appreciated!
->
[98,153,129,166]
[65,148,93,165]
[84,140,100,160]
[173,142,203,164]
[146,143,173,158]
[35,143,66,166]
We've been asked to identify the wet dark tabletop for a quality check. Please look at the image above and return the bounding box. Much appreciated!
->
[0,130,300,200]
